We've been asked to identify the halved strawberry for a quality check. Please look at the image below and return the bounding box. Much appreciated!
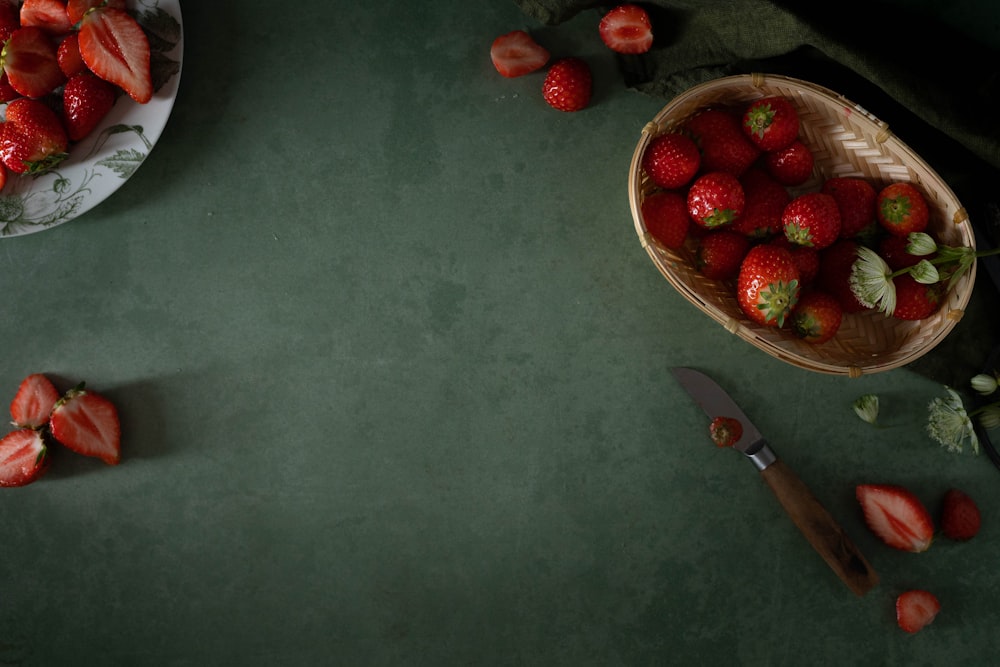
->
[0,97,69,174]
[0,428,50,487]
[78,7,152,103]
[63,71,116,141]
[49,383,121,465]
[66,0,126,25]
[20,0,73,36]
[856,484,934,552]
[598,4,653,55]
[896,590,940,634]
[10,373,61,429]
[490,30,549,78]
[1,26,66,98]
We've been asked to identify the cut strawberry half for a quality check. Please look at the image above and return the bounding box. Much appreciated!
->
[78,7,152,103]
[896,590,940,633]
[49,383,121,465]
[598,4,653,55]
[0,428,49,487]
[855,484,934,552]
[1,25,66,98]
[10,373,61,429]
[20,0,74,36]
[490,30,549,78]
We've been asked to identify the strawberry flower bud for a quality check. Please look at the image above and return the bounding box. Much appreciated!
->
[979,405,1000,430]
[909,259,940,284]
[971,373,999,396]
[853,394,880,425]
[905,232,938,256]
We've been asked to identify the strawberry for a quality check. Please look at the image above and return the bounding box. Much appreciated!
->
[0,428,49,487]
[736,244,800,327]
[48,383,121,465]
[762,139,814,186]
[0,97,68,174]
[0,1,19,44]
[709,416,742,448]
[20,0,73,36]
[56,32,87,78]
[78,6,152,104]
[685,108,760,176]
[642,132,700,190]
[790,290,842,344]
[817,239,871,313]
[940,488,981,541]
[772,235,819,285]
[62,72,116,141]
[892,274,942,320]
[541,57,590,112]
[489,30,549,78]
[0,71,19,102]
[641,190,690,250]
[821,177,877,240]
[696,229,749,280]
[687,171,744,229]
[598,4,653,55]
[782,192,841,249]
[67,0,127,25]
[10,373,60,429]
[855,484,934,552]
[1,26,66,98]
[876,182,929,236]
[896,590,940,634]
[742,96,798,151]
[732,168,788,238]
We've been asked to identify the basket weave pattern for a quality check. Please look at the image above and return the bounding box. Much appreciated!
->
[629,74,976,377]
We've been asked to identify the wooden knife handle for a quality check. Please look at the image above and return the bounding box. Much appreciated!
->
[760,459,879,596]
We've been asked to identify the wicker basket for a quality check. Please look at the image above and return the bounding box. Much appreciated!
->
[629,74,977,377]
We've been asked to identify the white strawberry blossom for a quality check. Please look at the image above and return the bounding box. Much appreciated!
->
[927,387,979,454]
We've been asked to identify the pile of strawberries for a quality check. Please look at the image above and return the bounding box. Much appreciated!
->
[0,0,153,188]
[0,373,121,487]
[640,94,944,344]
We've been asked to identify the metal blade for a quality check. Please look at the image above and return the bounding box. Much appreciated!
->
[671,367,767,456]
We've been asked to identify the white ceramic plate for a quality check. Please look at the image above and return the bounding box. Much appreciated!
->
[0,0,183,237]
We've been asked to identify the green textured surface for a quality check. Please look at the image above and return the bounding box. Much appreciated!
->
[1,2,999,665]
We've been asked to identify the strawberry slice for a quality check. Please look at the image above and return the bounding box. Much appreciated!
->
[598,4,653,55]
[10,373,61,429]
[49,383,121,465]
[20,0,74,36]
[490,30,549,78]
[0,428,50,487]
[1,26,66,98]
[67,0,126,25]
[78,7,152,103]
[855,484,934,552]
[896,590,940,633]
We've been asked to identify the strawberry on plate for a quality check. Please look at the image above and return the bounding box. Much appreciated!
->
[763,139,814,186]
[67,0,127,25]
[685,108,760,177]
[79,6,152,103]
[63,72,117,141]
[49,383,121,465]
[790,289,842,344]
[541,57,590,112]
[856,483,934,552]
[687,171,744,229]
[696,229,749,280]
[641,190,690,250]
[642,132,700,190]
[598,4,653,55]
[940,488,981,541]
[57,32,87,78]
[10,373,60,429]
[896,590,940,634]
[742,96,798,151]
[1,25,66,98]
[876,182,929,237]
[20,0,74,35]
[490,30,549,78]
[782,192,841,249]
[736,244,801,327]
[0,428,49,487]
[0,97,68,174]
[709,416,742,448]
[0,1,19,44]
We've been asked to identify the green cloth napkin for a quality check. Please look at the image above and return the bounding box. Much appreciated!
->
[514,0,1000,387]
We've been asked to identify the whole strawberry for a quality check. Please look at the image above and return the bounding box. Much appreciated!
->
[0,97,68,174]
[696,229,749,280]
[687,171,744,229]
[685,108,760,177]
[742,96,799,151]
[737,244,801,327]
[821,177,877,239]
[642,132,700,190]
[63,73,117,142]
[879,234,930,270]
[940,488,981,541]
[641,191,690,249]
[782,192,841,249]
[542,57,591,112]
[763,139,814,186]
[771,236,819,285]
[790,290,842,344]
[732,168,789,238]
[817,239,872,313]
[892,274,942,320]
[877,182,929,236]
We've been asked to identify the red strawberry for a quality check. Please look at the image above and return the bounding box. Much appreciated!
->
[67,0,126,25]
[762,139,814,186]
[541,57,590,112]
[709,416,742,448]
[879,234,928,271]
[896,590,940,634]
[598,4,653,55]
[892,274,942,320]
[732,168,789,238]
[62,72,116,141]
[642,132,700,190]
[790,290,842,344]
[10,373,60,429]
[0,97,68,174]
[641,191,690,250]
[1,26,66,98]
[687,171,744,229]
[742,96,798,151]
[736,244,801,327]
[685,108,760,176]
[0,71,19,102]
[20,0,73,35]
[489,30,549,78]
[821,177,877,239]
[855,484,934,552]
[772,236,819,285]
[817,239,871,313]
[782,192,841,249]
[78,7,152,103]
[48,383,121,465]
[877,182,929,236]
[696,229,749,280]
[57,32,87,78]
[0,428,49,487]
[0,1,19,44]
[940,488,981,541]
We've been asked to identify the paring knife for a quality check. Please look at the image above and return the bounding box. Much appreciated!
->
[671,367,879,597]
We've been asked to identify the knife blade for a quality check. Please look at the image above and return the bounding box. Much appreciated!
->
[671,367,879,597]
